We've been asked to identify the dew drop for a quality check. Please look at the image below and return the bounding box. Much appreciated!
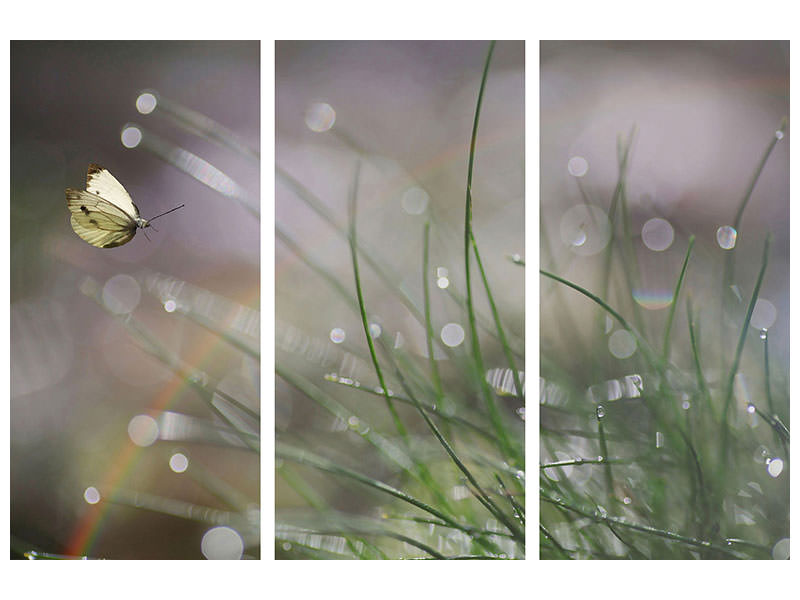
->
[608,330,636,359]
[746,403,756,415]
[641,218,674,252]
[772,537,789,559]
[329,327,346,344]
[436,276,450,289]
[655,431,664,449]
[567,156,589,177]
[401,186,430,215]
[440,323,465,347]
[775,130,784,141]
[767,457,784,478]
[305,102,336,132]
[136,92,158,114]
[682,400,691,410]
[120,125,142,148]
[716,226,737,250]
[200,526,244,560]
[750,298,777,330]
[560,205,611,256]
[760,328,768,340]
[128,414,159,447]
[169,452,189,473]
[596,405,606,419]
[83,486,101,505]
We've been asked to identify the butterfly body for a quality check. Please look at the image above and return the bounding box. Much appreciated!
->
[66,164,182,248]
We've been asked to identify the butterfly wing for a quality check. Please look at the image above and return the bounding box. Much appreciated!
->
[85,164,140,218]
[66,189,138,248]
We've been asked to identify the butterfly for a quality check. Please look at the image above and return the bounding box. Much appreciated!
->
[66,164,184,248]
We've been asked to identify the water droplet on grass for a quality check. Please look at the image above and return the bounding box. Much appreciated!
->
[767,457,784,478]
[716,226,737,250]
[330,327,346,344]
[746,403,756,415]
[560,205,610,256]
[596,405,605,419]
[775,130,784,140]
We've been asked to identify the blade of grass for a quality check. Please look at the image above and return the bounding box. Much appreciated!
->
[470,230,524,400]
[347,160,407,439]
[595,409,614,498]
[720,233,772,460]
[539,524,572,559]
[277,442,473,536]
[721,119,786,342]
[347,162,459,514]
[686,298,714,420]
[388,362,525,543]
[662,235,695,361]
[422,221,445,402]
[541,493,742,557]
[462,40,516,461]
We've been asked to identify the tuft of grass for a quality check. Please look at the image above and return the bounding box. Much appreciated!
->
[541,121,788,560]
[276,41,524,559]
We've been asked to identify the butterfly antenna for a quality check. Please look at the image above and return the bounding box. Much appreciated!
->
[148,203,185,222]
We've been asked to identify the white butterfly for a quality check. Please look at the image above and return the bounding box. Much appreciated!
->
[66,164,184,248]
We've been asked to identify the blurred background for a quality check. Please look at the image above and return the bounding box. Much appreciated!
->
[540,41,789,558]
[541,40,789,361]
[11,41,260,559]
[276,41,524,557]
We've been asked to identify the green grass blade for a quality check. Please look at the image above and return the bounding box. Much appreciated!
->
[686,298,713,419]
[422,221,445,401]
[346,160,407,439]
[662,235,695,361]
[462,40,516,461]
[277,442,467,534]
[470,231,524,400]
[721,233,772,449]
